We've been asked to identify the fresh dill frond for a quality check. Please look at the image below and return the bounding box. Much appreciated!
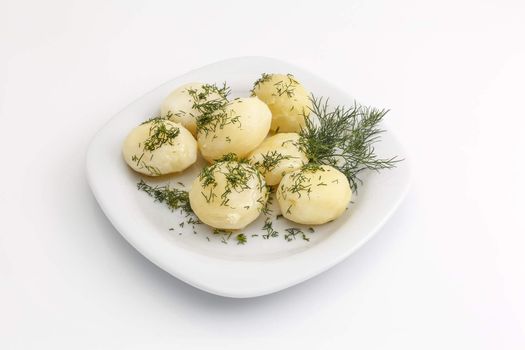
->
[299,95,401,192]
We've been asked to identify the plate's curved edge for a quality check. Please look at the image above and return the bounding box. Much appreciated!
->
[85,56,412,298]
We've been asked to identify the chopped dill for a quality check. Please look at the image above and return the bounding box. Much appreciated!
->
[250,73,272,95]
[236,233,247,245]
[284,227,310,242]
[197,159,266,210]
[143,118,180,151]
[273,74,299,97]
[262,217,279,239]
[253,150,294,175]
[213,228,233,244]
[137,180,192,214]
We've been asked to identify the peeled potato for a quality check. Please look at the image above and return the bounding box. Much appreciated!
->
[197,97,271,162]
[122,119,197,176]
[248,133,308,186]
[251,73,312,133]
[276,165,351,225]
[160,82,226,136]
[189,161,268,229]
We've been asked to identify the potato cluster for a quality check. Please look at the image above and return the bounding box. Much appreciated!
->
[122,74,352,230]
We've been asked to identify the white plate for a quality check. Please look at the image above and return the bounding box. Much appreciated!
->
[86,56,411,298]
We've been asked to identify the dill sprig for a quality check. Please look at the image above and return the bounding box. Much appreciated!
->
[137,180,193,215]
[299,96,400,192]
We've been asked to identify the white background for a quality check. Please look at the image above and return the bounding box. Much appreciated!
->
[1,0,524,349]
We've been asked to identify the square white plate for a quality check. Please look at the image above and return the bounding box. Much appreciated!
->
[86,56,411,298]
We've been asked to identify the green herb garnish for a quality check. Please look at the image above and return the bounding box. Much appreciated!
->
[299,96,400,192]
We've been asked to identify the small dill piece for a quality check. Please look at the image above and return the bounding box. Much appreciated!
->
[273,74,298,97]
[213,228,232,244]
[276,214,283,220]
[215,153,245,163]
[142,164,161,176]
[143,119,180,151]
[236,233,247,245]
[177,182,185,187]
[262,217,279,239]
[169,228,174,231]
[284,227,310,242]
[250,73,272,95]
[260,187,273,215]
[137,180,192,213]
[187,217,202,225]
[140,115,168,125]
[299,96,401,192]
[308,227,315,233]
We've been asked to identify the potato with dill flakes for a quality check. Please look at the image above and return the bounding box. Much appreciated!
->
[248,133,308,186]
[251,73,312,133]
[122,119,197,176]
[197,97,271,162]
[276,164,352,225]
[160,82,229,136]
[189,159,268,230]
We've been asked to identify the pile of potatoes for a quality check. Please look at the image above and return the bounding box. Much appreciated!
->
[122,74,352,229]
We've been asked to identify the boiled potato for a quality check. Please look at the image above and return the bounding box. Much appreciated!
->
[276,165,351,225]
[189,160,268,229]
[197,97,271,162]
[251,73,312,133]
[160,82,227,136]
[248,133,308,186]
[122,119,197,176]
